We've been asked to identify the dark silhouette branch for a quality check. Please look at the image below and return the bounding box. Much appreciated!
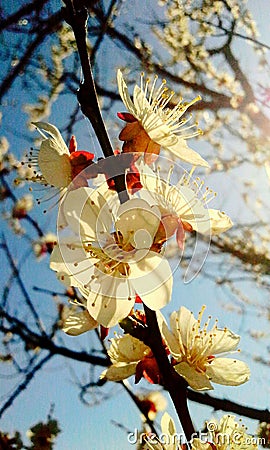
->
[0,10,63,101]
[62,0,128,202]
[0,0,50,33]
[144,305,195,441]
[0,309,108,367]
[0,353,52,419]
[1,239,46,334]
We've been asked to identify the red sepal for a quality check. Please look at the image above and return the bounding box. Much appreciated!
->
[135,355,162,384]
[117,112,137,123]
[100,326,109,341]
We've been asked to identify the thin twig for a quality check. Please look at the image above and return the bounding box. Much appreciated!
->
[0,353,52,418]
[1,237,46,334]
[0,172,43,237]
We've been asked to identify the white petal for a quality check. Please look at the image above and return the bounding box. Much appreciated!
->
[116,198,161,249]
[108,334,150,362]
[167,138,209,168]
[50,241,98,288]
[174,361,213,390]
[208,328,240,354]
[133,84,148,113]
[50,245,77,287]
[117,70,137,117]
[130,252,172,310]
[206,357,250,386]
[34,122,69,149]
[85,291,134,327]
[175,186,212,235]
[62,307,98,335]
[101,362,138,381]
[156,311,180,357]
[176,307,197,349]
[57,190,68,229]
[34,122,72,188]
[160,412,178,449]
[62,186,114,240]
[207,209,233,235]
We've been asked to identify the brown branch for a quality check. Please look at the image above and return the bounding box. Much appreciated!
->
[89,4,231,104]
[210,235,270,276]
[224,45,255,107]
[187,390,270,423]
[144,305,195,441]
[90,4,270,135]
[0,309,108,368]
[62,0,128,203]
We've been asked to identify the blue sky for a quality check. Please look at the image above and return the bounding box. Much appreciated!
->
[0,1,270,449]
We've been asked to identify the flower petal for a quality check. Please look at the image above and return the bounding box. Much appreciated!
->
[206,357,250,386]
[130,251,172,310]
[207,209,233,234]
[108,334,150,363]
[33,122,68,149]
[85,290,134,327]
[62,307,98,335]
[168,138,209,168]
[208,328,240,354]
[176,307,198,350]
[34,122,72,188]
[174,186,212,235]
[116,198,161,249]
[117,70,137,116]
[101,362,138,381]
[156,311,180,356]
[192,439,212,450]
[174,361,213,390]
[50,241,98,288]
[62,186,115,240]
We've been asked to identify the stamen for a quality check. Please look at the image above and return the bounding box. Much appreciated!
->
[148,74,158,105]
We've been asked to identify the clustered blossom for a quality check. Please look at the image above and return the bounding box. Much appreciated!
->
[257,422,270,448]
[102,306,249,392]
[50,183,173,327]
[32,233,57,259]
[22,69,250,424]
[137,391,167,421]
